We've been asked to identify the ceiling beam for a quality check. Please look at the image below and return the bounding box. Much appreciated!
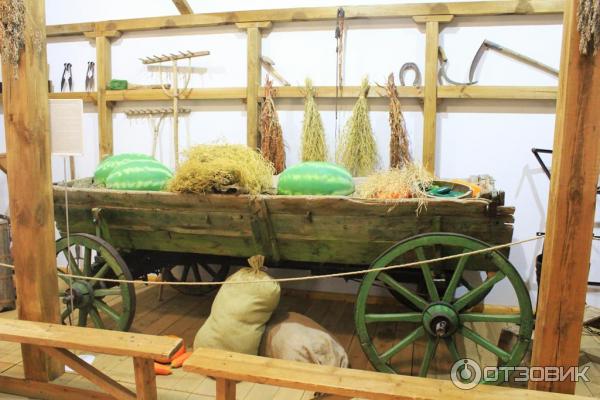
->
[172,0,193,15]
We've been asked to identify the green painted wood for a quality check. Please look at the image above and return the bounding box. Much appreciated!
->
[354,233,533,382]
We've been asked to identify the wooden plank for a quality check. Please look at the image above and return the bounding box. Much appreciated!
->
[216,378,236,400]
[0,318,182,360]
[0,154,6,174]
[243,25,268,149]
[172,0,193,15]
[40,347,136,400]
[184,347,589,400]
[133,357,157,400]
[0,375,114,400]
[105,87,246,101]
[49,92,98,103]
[46,1,565,37]
[0,0,63,382]
[262,85,423,99]
[438,85,558,100]
[96,35,113,160]
[529,0,600,394]
[416,16,447,174]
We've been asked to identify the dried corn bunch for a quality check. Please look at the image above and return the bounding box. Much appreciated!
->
[260,78,286,174]
[301,78,328,162]
[578,0,600,55]
[385,73,412,169]
[337,77,378,176]
[0,0,25,78]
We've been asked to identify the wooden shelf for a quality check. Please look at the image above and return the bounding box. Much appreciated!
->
[263,85,423,99]
[0,92,97,104]
[104,88,246,102]
[438,85,557,100]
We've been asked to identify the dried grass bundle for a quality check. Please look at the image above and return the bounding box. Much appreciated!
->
[385,73,412,169]
[337,77,378,176]
[301,78,328,162]
[356,164,433,204]
[578,0,600,55]
[260,78,286,174]
[167,144,275,195]
[0,0,25,78]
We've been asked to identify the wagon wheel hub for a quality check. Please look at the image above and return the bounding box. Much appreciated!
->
[422,303,459,338]
[62,281,94,309]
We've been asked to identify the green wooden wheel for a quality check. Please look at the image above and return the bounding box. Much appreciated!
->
[355,233,533,383]
[56,233,136,331]
[163,262,230,296]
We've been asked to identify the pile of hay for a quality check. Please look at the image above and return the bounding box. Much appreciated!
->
[301,78,328,162]
[356,164,433,201]
[337,77,378,176]
[167,145,275,195]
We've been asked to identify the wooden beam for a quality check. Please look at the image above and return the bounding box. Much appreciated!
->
[45,1,564,37]
[172,0,193,15]
[105,87,247,101]
[40,347,136,400]
[437,85,557,100]
[133,357,157,400]
[0,318,182,360]
[238,23,272,149]
[215,378,236,400]
[0,0,62,382]
[185,347,590,400]
[0,154,7,174]
[529,0,600,394]
[415,15,454,174]
[96,35,114,160]
[0,376,113,400]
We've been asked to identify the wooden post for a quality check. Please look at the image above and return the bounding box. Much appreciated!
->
[529,0,600,394]
[90,31,121,160]
[215,378,236,400]
[0,0,62,381]
[237,22,272,150]
[133,357,157,400]
[172,0,193,14]
[413,15,454,174]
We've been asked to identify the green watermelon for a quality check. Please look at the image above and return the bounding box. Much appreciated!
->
[277,162,355,196]
[106,159,173,191]
[94,153,155,185]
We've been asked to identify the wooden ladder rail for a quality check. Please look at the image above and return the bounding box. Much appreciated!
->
[184,347,590,400]
[0,318,182,400]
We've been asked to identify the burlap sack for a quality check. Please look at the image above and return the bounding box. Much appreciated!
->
[260,312,349,368]
[194,255,280,355]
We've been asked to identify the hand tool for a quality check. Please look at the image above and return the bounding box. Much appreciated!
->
[469,39,559,83]
[61,63,72,92]
[85,61,95,92]
[260,56,290,86]
[438,46,474,86]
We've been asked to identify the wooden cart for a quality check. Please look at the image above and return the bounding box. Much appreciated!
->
[53,182,532,381]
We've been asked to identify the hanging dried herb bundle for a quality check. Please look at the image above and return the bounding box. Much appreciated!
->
[0,0,25,78]
[337,77,378,176]
[301,78,328,162]
[260,78,286,174]
[385,73,412,169]
[578,0,600,55]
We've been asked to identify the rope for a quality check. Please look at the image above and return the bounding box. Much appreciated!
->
[0,235,543,287]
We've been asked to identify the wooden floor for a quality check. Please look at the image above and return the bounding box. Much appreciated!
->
[0,285,599,399]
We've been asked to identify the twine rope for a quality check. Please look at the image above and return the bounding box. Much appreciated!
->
[0,235,543,286]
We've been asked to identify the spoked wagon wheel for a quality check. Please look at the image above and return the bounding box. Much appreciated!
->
[56,233,136,331]
[355,233,533,383]
[163,262,230,296]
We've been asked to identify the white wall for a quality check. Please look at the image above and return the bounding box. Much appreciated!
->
[1,0,598,306]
